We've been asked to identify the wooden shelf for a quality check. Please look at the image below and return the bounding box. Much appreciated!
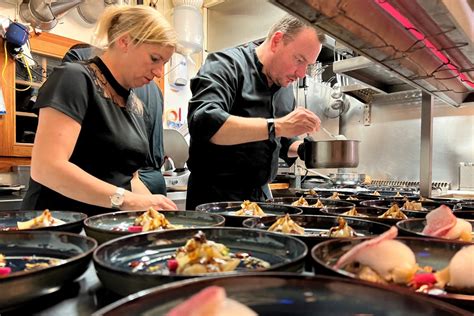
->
[16,111,38,118]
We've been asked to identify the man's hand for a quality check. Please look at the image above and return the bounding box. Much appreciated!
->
[275,107,321,138]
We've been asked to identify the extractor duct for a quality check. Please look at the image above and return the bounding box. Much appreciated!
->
[270,0,474,107]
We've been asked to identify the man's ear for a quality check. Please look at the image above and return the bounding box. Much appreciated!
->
[270,31,284,52]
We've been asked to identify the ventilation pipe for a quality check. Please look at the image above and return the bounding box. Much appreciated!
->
[20,0,83,31]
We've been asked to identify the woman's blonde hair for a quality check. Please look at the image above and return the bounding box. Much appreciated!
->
[93,5,177,49]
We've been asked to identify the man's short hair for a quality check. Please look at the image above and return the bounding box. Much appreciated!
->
[267,14,325,44]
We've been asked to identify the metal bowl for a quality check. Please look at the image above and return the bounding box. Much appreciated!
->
[311,237,474,309]
[0,231,97,310]
[84,210,225,244]
[94,273,468,315]
[93,227,307,296]
[268,197,355,215]
[195,201,302,226]
[0,210,87,233]
[242,214,391,251]
[396,218,474,240]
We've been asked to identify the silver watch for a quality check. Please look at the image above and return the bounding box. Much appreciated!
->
[110,187,125,209]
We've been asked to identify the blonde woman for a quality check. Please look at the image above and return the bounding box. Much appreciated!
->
[22,5,178,215]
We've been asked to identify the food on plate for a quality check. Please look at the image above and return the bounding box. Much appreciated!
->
[130,208,180,232]
[0,253,63,277]
[17,209,65,230]
[291,196,309,207]
[421,205,472,242]
[312,199,324,208]
[372,191,381,196]
[402,200,423,211]
[330,192,341,200]
[268,214,304,235]
[334,227,418,284]
[411,245,474,294]
[328,217,357,237]
[166,286,257,316]
[341,207,368,217]
[129,231,270,275]
[394,192,403,198]
[378,204,407,219]
[346,195,359,201]
[234,201,267,216]
[0,254,11,276]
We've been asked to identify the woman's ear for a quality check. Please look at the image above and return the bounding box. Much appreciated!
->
[116,34,131,52]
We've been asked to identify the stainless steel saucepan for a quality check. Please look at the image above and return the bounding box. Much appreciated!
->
[297,138,360,168]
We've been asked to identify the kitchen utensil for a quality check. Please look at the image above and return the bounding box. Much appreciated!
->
[195,201,302,226]
[84,210,225,244]
[243,214,391,251]
[93,227,307,296]
[0,210,87,233]
[0,231,97,310]
[321,127,347,140]
[94,273,469,315]
[297,138,360,169]
[311,237,474,310]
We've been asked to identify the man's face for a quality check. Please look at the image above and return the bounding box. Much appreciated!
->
[269,28,322,87]
[124,42,175,88]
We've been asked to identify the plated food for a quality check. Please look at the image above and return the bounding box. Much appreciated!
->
[270,197,355,215]
[195,201,302,226]
[93,274,469,315]
[312,229,474,308]
[93,227,307,295]
[0,210,87,233]
[0,231,96,309]
[84,210,225,244]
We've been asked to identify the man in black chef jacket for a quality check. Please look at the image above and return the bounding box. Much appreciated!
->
[186,15,323,209]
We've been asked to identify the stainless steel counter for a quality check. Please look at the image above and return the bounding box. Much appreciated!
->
[0,193,23,211]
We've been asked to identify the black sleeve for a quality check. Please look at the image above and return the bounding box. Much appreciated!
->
[187,52,240,142]
[279,136,299,166]
[33,62,90,124]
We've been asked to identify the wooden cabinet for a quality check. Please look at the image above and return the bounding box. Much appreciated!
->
[0,32,79,160]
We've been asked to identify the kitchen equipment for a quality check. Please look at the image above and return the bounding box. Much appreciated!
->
[93,227,307,296]
[311,237,474,309]
[243,214,390,251]
[459,162,474,190]
[297,138,360,169]
[328,173,366,185]
[195,201,302,227]
[163,128,190,188]
[20,0,83,30]
[0,210,87,233]
[84,210,225,244]
[0,231,97,310]
[94,273,469,315]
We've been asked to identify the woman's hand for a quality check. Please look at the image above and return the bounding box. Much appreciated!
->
[121,192,178,210]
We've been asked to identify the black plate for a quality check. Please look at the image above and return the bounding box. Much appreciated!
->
[242,214,391,251]
[320,206,407,225]
[84,210,225,244]
[0,210,87,233]
[360,199,445,218]
[458,202,474,211]
[93,227,307,296]
[93,273,469,315]
[311,237,474,310]
[195,201,302,226]
[268,197,355,215]
[454,211,474,219]
[396,218,474,240]
[357,190,419,201]
[0,231,97,311]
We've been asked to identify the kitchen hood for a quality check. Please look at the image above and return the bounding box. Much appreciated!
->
[270,0,474,107]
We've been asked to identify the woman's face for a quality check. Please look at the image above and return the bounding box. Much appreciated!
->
[124,42,175,88]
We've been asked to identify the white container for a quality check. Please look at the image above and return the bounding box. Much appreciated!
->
[172,1,203,55]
